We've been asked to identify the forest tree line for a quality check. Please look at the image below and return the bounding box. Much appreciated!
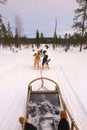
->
[0,0,87,51]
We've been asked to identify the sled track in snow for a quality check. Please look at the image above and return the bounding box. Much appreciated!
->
[50,52,87,129]
[53,53,87,114]
[57,62,87,116]
[0,84,23,128]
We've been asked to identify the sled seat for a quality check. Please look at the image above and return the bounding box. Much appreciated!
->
[29,92,60,106]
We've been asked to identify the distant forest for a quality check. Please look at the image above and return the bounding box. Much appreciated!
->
[0,0,87,51]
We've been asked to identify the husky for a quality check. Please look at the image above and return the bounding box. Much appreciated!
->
[42,55,51,69]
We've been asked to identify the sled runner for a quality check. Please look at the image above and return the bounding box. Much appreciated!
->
[19,77,79,130]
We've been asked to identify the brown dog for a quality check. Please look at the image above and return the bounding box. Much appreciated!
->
[33,51,41,69]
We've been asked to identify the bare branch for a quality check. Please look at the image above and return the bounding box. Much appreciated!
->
[0,0,7,4]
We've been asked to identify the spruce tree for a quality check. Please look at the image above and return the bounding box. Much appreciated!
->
[72,0,87,51]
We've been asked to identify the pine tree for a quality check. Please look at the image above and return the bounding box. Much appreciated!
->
[53,18,57,44]
[36,29,39,39]
[7,22,13,38]
[1,23,7,38]
[0,15,3,38]
[36,29,40,48]
[72,0,87,51]
[0,15,7,39]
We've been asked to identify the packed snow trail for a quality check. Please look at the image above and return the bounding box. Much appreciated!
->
[47,48,87,130]
[0,46,87,130]
[51,49,87,113]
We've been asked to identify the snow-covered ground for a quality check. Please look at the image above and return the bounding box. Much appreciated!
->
[0,45,87,130]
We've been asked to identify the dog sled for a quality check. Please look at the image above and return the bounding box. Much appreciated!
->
[19,77,80,130]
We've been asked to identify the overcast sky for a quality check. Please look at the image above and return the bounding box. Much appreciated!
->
[0,0,78,37]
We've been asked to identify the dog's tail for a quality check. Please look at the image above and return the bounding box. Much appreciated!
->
[47,59,51,63]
